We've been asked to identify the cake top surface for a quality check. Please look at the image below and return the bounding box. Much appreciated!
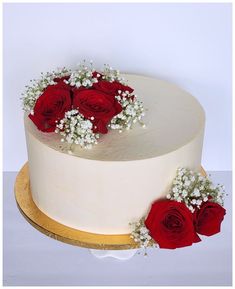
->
[25,74,205,161]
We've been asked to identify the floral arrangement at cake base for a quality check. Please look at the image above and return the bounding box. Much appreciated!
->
[21,61,145,149]
[130,168,226,252]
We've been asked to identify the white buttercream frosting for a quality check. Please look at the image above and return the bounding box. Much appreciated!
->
[25,74,205,234]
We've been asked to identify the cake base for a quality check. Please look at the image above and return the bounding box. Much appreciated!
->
[14,162,206,250]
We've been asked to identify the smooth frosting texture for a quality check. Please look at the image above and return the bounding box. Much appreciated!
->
[25,74,205,234]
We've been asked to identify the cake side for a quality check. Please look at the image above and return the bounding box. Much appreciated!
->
[25,123,204,234]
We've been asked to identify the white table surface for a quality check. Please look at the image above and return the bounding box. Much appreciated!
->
[3,171,232,286]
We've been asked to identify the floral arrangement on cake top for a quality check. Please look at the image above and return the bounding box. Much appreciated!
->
[21,61,145,149]
[130,168,226,252]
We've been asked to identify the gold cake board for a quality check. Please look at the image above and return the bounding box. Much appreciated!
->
[14,163,206,250]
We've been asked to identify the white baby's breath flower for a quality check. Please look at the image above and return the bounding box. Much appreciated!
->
[55,109,99,149]
[167,167,226,210]
[196,199,202,206]
[184,180,191,187]
[190,176,195,182]
[178,170,184,177]
[67,61,96,88]
[182,190,188,197]
[111,93,145,131]
[188,205,195,213]
[177,196,182,202]
[192,188,200,197]
[191,199,197,205]
[130,217,155,252]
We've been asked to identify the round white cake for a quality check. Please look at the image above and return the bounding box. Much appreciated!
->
[25,74,205,234]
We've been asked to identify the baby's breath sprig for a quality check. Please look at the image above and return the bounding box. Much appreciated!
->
[67,60,98,88]
[55,109,99,150]
[21,67,71,113]
[109,91,145,132]
[166,168,226,213]
[129,217,156,254]
[101,64,125,84]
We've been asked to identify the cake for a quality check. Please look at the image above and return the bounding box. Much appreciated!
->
[21,63,226,250]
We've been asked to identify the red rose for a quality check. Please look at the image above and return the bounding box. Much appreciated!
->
[93,80,134,96]
[145,200,200,249]
[194,201,226,236]
[73,89,122,134]
[29,84,72,132]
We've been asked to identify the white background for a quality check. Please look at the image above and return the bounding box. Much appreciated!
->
[3,3,232,171]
